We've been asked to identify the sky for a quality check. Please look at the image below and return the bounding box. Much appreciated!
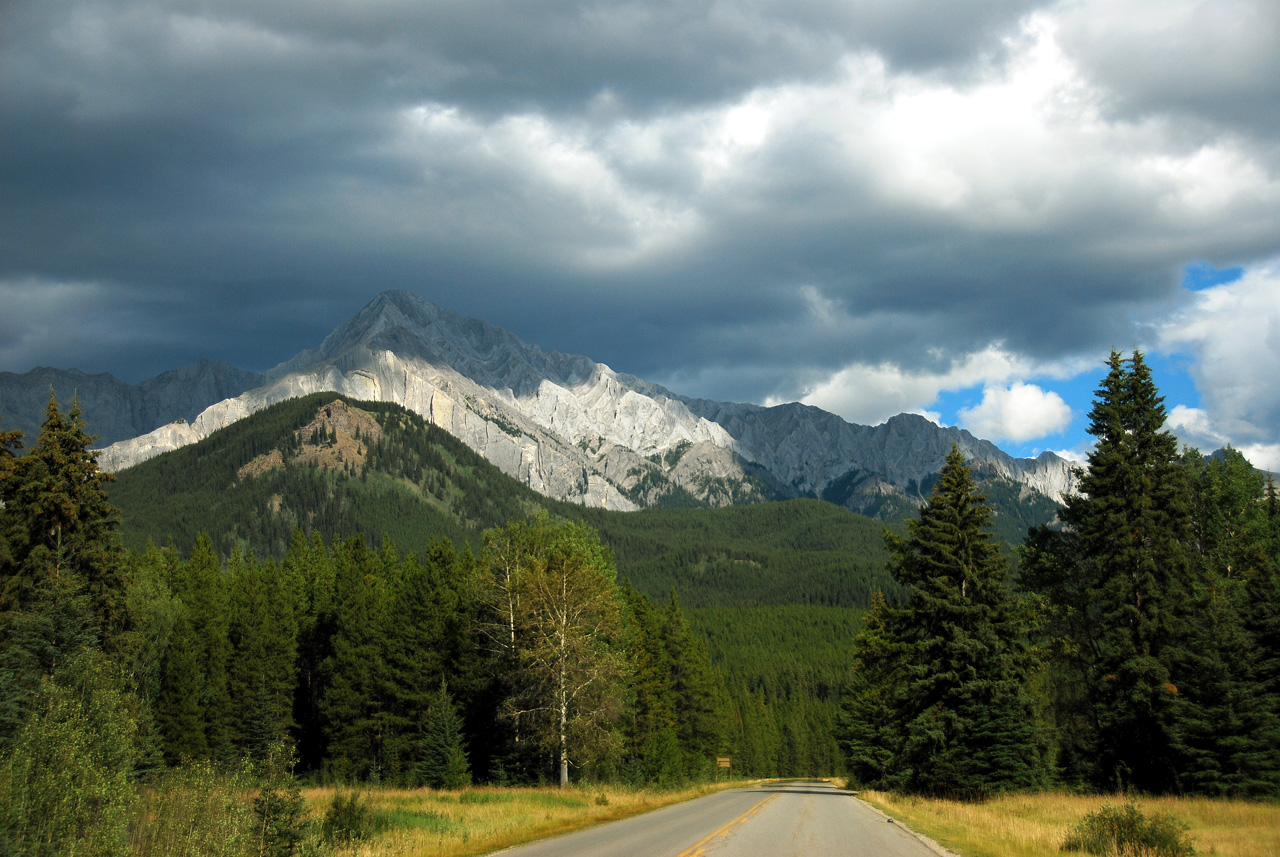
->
[2,0,1279,467]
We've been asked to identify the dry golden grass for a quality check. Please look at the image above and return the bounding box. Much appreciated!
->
[856,790,1280,857]
[303,780,744,857]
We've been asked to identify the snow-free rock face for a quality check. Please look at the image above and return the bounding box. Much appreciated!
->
[96,290,1077,514]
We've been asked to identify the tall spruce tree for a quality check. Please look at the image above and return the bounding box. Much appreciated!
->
[0,397,126,748]
[661,593,724,778]
[1024,350,1197,792]
[838,591,904,787]
[841,446,1046,796]
[287,529,335,772]
[620,583,681,785]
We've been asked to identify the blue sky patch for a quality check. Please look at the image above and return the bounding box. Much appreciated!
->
[930,352,1202,460]
[1182,262,1244,291]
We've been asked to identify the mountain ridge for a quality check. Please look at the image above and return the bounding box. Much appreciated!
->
[0,360,265,446]
[34,289,1075,520]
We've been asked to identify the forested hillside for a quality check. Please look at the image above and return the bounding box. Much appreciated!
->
[106,393,900,779]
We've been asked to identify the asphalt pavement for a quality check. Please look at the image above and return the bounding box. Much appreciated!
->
[492,780,949,857]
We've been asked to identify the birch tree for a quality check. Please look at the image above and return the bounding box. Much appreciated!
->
[482,515,625,786]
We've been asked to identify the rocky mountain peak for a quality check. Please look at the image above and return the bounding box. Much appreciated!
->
[94,289,1076,522]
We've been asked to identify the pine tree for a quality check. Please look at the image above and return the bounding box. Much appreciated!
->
[287,529,335,772]
[2,394,125,640]
[0,417,24,589]
[842,446,1047,796]
[156,608,209,763]
[1025,351,1198,792]
[838,591,904,787]
[661,593,723,778]
[381,543,458,782]
[620,582,676,783]
[0,397,122,748]
[417,681,471,789]
[185,533,235,761]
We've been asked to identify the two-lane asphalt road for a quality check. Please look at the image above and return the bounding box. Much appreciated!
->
[495,781,946,857]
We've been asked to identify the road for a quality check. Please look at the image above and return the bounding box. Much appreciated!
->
[494,780,946,857]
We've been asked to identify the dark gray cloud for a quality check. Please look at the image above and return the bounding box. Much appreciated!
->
[2,0,1278,461]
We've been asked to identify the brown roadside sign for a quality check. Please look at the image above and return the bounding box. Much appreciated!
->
[717,756,732,769]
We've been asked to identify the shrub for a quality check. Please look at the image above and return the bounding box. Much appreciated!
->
[321,792,375,846]
[1,653,140,857]
[253,778,307,857]
[1062,801,1195,857]
[128,761,256,857]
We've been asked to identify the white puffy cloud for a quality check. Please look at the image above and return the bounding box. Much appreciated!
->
[1159,265,1280,465]
[958,382,1072,442]
[797,345,1086,428]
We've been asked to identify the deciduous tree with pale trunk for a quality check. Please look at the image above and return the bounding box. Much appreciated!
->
[481,515,625,787]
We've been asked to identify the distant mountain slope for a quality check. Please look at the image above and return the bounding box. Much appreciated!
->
[96,289,1073,524]
[0,360,264,445]
[108,393,901,608]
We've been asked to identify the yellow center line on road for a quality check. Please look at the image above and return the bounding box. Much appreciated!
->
[675,792,778,857]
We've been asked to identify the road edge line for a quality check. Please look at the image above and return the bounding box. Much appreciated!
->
[851,795,962,857]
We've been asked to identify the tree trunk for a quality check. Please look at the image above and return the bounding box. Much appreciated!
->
[559,660,569,788]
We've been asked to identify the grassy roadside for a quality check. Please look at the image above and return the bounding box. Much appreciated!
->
[856,790,1280,857]
[303,780,749,857]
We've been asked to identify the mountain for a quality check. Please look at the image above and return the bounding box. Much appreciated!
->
[94,290,1075,523]
[0,360,264,446]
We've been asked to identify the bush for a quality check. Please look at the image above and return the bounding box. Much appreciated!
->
[0,653,140,857]
[321,792,375,846]
[128,761,256,857]
[1062,801,1195,857]
[253,778,307,857]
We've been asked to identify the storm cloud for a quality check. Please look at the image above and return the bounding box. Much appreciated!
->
[2,1,1278,461]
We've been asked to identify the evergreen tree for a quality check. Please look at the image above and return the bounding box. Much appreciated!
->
[417,681,471,789]
[661,593,723,778]
[0,397,124,748]
[842,446,1047,796]
[838,591,904,787]
[321,535,393,781]
[1024,351,1197,792]
[184,533,235,761]
[287,529,335,772]
[1176,448,1280,795]
[156,609,209,763]
[620,583,682,785]
[382,545,452,781]
[0,417,24,590]
[2,394,125,640]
